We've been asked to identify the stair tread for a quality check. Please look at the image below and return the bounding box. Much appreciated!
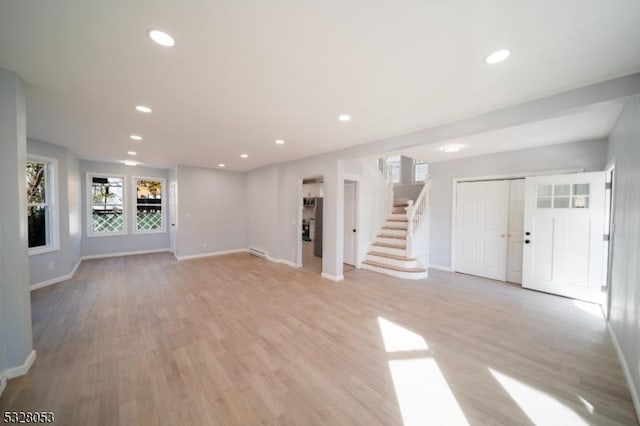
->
[387,219,408,222]
[363,260,426,273]
[373,242,406,249]
[394,203,410,207]
[378,234,406,240]
[368,251,416,261]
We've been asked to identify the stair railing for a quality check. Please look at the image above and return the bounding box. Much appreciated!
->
[405,178,431,259]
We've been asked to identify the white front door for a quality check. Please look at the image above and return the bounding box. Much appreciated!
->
[344,182,357,266]
[522,172,606,303]
[455,180,510,281]
[507,179,525,284]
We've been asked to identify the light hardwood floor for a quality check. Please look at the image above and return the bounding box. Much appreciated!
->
[1,253,637,425]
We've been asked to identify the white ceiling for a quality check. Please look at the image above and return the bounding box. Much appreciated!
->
[1,1,639,171]
[396,101,625,162]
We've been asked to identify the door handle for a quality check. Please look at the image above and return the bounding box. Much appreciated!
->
[525,239,531,244]
[352,229,356,233]
[525,231,531,236]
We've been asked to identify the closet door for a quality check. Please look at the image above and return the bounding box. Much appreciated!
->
[506,179,525,284]
[455,180,510,281]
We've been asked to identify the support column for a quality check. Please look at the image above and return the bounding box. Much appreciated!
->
[321,160,345,281]
[0,68,34,378]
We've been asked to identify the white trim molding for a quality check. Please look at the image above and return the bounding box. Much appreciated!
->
[132,176,167,235]
[83,248,171,260]
[265,256,302,268]
[607,323,640,423]
[428,264,453,272]
[86,172,128,238]
[5,350,37,379]
[321,272,344,282]
[30,258,82,291]
[27,155,60,256]
[0,373,6,398]
[175,248,248,261]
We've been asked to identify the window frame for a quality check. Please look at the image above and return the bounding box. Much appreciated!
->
[132,176,167,235]
[86,172,128,238]
[27,155,60,256]
[412,159,429,184]
[386,155,402,185]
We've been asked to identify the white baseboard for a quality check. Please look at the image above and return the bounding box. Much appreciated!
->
[607,323,640,423]
[83,248,171,260]
[321,272,344,282]
[30,258,82,291]
[428,264,453,272]
[5,350,37,379]
[0,374,6,399]
[279,259,302,268]
[175,248,247,261]
[264,256,301,269]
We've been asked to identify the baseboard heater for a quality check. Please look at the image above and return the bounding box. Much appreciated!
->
[248,247,268,259]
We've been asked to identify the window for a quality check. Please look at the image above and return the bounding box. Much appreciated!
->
[536,183,590,209]
[387,156,401,184]
[26,157,59,254]
[134,177,165,233]
[413,160,429,183]
[88,174,126,236]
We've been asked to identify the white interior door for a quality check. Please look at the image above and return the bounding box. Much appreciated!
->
[455,180,509,281]
[344,182,357,266]
[507,179,525,284]
[169,182,177,254]
[522,172,606,303]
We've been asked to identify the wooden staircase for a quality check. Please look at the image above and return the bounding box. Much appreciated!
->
[362,202,428,279]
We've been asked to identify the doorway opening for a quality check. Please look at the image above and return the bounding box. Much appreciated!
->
[300,176,324,274]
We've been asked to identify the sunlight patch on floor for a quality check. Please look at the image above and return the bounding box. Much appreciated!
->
[377,316,429,352]
[378,316,468,426]
[572,300,603,319]
[489,368,589,426]
[389,357,469,426]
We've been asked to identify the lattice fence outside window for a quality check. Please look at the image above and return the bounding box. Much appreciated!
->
[136,211,162,231]
[92,213,124,233]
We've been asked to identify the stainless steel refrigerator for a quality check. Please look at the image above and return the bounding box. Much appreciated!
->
[313,198,323,257]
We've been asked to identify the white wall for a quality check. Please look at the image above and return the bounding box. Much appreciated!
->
[0,68,33,374]
[27,139,82,286]
[175,165,246,258]
[607,95,640,410]
[246,165,281,258]
[428,139,608,268]
[80,160,170,257]
[345,159,393,264]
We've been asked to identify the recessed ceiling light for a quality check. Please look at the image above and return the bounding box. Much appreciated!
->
[485,49,510,64]
[440,144,465,153]
[147,29,175,47]
[218,163,226,168]
[122,160,138,166]
[127,151,137,156]
[129,134,142,141]
[275,139,285,145]
[240,154,249,158]
[338,114,351,122]
[135,105,152,113]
